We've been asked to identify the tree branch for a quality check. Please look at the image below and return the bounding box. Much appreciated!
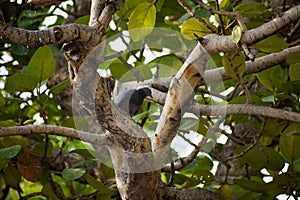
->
[120,44,300,92]
[203,5,300,53]
[0,11,103,48]
[0,125,109,145]
[188,104,300,124]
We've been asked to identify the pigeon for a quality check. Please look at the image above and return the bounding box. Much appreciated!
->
[114,87,152,117]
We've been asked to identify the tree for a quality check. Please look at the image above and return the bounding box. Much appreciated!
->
[0,0,300,199]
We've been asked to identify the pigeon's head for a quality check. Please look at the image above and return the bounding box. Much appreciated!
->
[138,87,152,99]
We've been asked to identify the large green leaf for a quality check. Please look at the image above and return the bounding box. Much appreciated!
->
[222,51,246,80]
[236,146,285,171]
[50,79,71,94]
[4,164,21,190]
[150,55,183,72]
[41,182,64,200]
[286,51,300,64]
[128,2,156,42]
[0,145,21,159]
[180,156,213,173]
[251,36,288,53]
[181,17,212,39]
[278,80,300,95]
[110,60,152,82]
[84,173,116,195]
[233,3,266,18]
[62,168,86,180]
[234,179,269,193]
[256,65,284,91]
[280,133,300,163]
[5,73,38,92]
[27,45,56,82]
[118,0,152,19]
[289,63,300,81]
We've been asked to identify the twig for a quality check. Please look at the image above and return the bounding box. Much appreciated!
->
[118,54,144,82]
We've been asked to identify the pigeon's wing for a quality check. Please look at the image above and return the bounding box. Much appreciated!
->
[113,89,135,114]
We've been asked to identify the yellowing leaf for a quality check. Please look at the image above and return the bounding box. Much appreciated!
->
[181,17,212,40]
[232,25,242,44]
[128,2,156,42]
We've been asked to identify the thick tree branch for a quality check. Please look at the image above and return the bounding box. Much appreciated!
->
[189,104,300,124]
[121,45,300,92]
[0,125,109,145]
[203,5,300,53]
[204,45,300,84]
[159,185,222,200]
[0,13,103,48]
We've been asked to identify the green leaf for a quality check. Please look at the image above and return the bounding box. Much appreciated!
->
[74,15,90,25]
[4,164,21,190]
[62,168,86,180]
[0,158,10,171]
[180,117,199,131]
[289,63,300,81]
[233,3,266,18]
[0,145,21,159]
[10,45,29,56]
[220,0,230,10]
[50,79,71,94]
[128,2,156,42]
[3,136,29,148]
[280,133,300,163]
[256,65,284,91]
[118,0,152,19]
[110,60,152,82]
[27,46,56,82]
[234,179,269,193]
[5,73,38,92]
[286,51,300,64]
[17,9,46,30]
[193,170,214,185]
[109,60,130,81]
[0,93,5,106]
[236,146,285,171]
[84,173,115,194]
[222,51,246,80]
[150,55,183,72]
[251,36,288,53]
[61,116,89,130]
[156,0,166,11]
[41,182,63,200]
[180,156,213,173]
[232,25,243,44]
[278,81,300,95]
[70,149,97,159]
[181,17,212,39]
